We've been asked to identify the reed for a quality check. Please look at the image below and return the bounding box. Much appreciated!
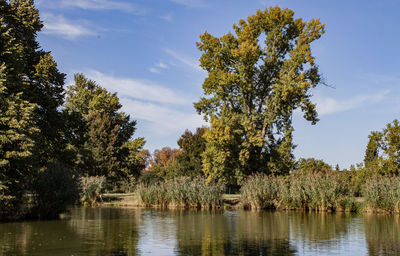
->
[362,176,400,213]
[136,177,225,209]
[241,172,355,212]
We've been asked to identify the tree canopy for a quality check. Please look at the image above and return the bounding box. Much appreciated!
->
[64,74,145,189]
[195,7,325,185]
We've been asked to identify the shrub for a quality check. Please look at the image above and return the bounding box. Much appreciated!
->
[33,162,80,219]
[362,176,400,213]
[79,176,106,206]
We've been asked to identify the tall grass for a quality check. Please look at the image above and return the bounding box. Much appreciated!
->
[241,172,355,212]
[362,176,400,213]
[136,177,225,209]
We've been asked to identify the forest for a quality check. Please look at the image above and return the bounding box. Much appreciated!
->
[1,1,400,221]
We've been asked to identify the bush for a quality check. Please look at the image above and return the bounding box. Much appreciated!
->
[136,177,225,208]
[362,176,400,213]
[33,162,80,219]
[79,176,106,206]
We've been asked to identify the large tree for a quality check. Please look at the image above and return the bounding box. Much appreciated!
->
[64,74,145,188]
[0,0,65,217]
[195,7,325,185]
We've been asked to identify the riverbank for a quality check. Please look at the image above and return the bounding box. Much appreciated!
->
[101,193,241,208]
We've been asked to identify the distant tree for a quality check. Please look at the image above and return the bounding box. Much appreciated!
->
[149,147,181,179]
[195,7,325,186]
[363,120,400,175]
[364,131,380,166]
[64,74,144,189]
[296,158,332,173]
[176,127,207,178]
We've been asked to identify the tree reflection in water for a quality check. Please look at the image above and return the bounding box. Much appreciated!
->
[1,208,400,255]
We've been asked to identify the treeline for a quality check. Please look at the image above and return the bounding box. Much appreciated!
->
[0,1,146,220]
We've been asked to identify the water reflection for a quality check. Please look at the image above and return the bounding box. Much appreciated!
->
[365,214,400,255]
[0,207,400,255]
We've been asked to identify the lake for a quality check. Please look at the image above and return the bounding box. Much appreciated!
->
[0,207,399,255]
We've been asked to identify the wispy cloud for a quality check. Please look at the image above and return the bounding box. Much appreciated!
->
[39,0,143,13]
[120,99,205,136]
[148,60,169,74]
[169,0,207,8]
[41,13,95,39]
[78,70,205,136]
[315,90,389,115]
[161,13,173,22]
[165,48,203,73]
[86,70,190,105]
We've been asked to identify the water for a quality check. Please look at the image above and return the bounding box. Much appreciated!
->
[1,207,399,255]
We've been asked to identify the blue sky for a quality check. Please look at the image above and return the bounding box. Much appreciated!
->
[35,0,400,169]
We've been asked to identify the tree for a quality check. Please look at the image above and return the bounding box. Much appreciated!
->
[64,74,145,189]
[176,127,207,178]
[0,0,66,167]
[0,0,65,219]
[149,147,181,179]
[363,120,400,175]
[195,7,325,185]
[364,131,380,166]
[296,158,332,173]
[0,65,39,218]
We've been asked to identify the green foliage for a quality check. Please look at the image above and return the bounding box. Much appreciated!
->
[139,171,163,186]
[362,120,400,175]
[149,147,182,180]
[64,74,145,189]
[296,158,333,173]
[241,172,355,212]
[176,127,207,177]
[0,0,69,220]
[79,176,106,207]
[136,177,225,208]
[0,64,38,219]
[195,7,325,186]
[32,162,80,219]
[362,176,400,213]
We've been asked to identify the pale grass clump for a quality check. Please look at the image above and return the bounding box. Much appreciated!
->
[136,177,225,209]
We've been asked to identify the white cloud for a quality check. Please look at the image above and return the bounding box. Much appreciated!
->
[120,98,205,136]
[165,48,203,73]
[41,13,95,39]
[169,0,206,8]
[161,13,173,22]
[86,70,191,105]
[148,67,160,74]
[155,60,168,69]
[315,90,389,115]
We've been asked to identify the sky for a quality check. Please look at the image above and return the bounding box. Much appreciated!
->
[35,0,400,169]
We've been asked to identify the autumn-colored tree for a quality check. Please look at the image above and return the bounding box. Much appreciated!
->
[195,7,325,185]
[149,147,181,179]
